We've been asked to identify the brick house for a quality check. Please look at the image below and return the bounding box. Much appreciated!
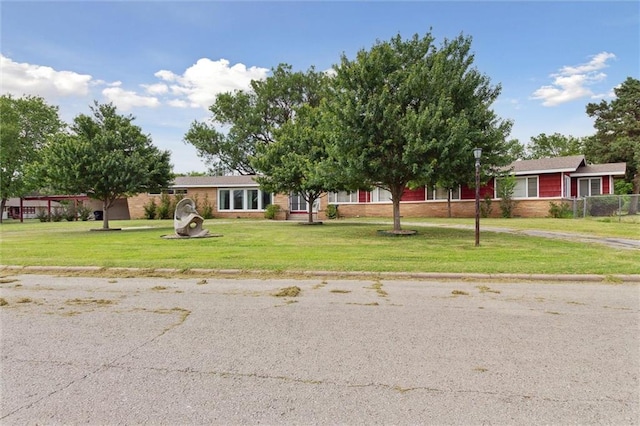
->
[127,155,626,220]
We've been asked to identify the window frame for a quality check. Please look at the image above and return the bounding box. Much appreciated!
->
[218,187,272,211]
[426,185,460,201]
[328,191,358,204]
[497,176,539,199]
[578,177,602,197]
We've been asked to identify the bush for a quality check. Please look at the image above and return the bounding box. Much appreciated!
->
[157,193,173,219]
[264,204,280,220]
[480,195,493,218]
[143,198,157,220]
[77,204,92,221]
[36,208,49,222]
[62,203,77,221]
[198,194,214,219]
[548,201,573,218]
[326,204,338,219]
[50,207,64,222]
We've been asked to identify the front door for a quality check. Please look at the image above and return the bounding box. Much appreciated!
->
[289,193,318,213]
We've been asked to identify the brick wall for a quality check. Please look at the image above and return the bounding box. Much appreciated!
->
[319,198,559,219]
[130,189,560,220]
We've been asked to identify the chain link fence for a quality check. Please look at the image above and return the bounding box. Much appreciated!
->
[567,194,639,219]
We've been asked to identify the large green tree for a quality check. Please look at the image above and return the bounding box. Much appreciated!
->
[0,95,63,222]
[329,32,511,232]
[38,102,173,229]
[184,64,326,175]
[526,132,585,159]
[585,77,640,213]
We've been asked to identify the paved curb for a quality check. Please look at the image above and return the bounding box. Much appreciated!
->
[2,265,639,283]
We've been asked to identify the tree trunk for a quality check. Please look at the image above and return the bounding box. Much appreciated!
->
[0,198,6,224]
[102,199,109,229]
[447,192,452,218]
[392,198,401,232]
[307,196,315,224]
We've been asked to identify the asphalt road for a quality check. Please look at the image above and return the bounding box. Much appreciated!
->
[1,274,638,425]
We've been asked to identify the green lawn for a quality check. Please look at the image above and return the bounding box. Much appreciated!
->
[1,217,638,275]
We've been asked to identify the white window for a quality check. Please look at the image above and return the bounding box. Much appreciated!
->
[427,185,460,200]
[218,188,272,211]
[290,193,307,211]
[513,177,538,198]
[578,178,601,197]
[496,176,538,199]
[328,191,357,203]
[372,187,392,202]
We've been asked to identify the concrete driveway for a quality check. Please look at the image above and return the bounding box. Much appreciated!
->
[1,274,638,425]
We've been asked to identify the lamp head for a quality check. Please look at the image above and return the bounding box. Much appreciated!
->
[473,147,482,160]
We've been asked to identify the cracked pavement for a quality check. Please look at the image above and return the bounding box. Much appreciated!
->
[1,274,638,424]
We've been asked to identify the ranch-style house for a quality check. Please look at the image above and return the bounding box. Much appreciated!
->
[127,155,626,220]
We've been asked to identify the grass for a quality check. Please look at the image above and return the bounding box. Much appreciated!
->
[0,217,639,275]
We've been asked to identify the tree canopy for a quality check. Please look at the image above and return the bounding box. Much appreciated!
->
[0,95,63,222]
[252,101,335,223]
[526,132,585,159]
[38,102,173,229]
[184,64,326,175]
[585,77,640,198]
[328,32,511,231]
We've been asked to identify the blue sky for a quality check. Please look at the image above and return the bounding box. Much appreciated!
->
[2,1,638,173]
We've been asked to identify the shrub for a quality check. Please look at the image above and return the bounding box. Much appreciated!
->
[198,194,214,219]
[77,204,92,221]
[548,201,573,218]
[480,195,493,218]
[50,207,64,222]
[36,208,49,222]
[326,204,338,219]
[143,198,157,220]
[62,202,77,221]
[264,204,280,220]
[157,193,173,219]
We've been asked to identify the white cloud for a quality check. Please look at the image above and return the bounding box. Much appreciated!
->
[102,86,160,111]
[142,83,169,95]
[531,52,616,107]
[155,58,269,109]
[0,54,92,98]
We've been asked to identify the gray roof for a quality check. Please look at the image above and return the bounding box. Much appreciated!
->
[172,175,258,187]
[509,155,586,174]
[573,162,627,176]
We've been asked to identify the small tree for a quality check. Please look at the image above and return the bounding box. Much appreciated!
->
[252,99,335,224]
[497,174,517,218]
[37,102,173,229]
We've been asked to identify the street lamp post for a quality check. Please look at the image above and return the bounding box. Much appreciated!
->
[473,147,482,247]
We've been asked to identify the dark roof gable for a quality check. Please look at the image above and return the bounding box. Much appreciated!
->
[509,155,586,174]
